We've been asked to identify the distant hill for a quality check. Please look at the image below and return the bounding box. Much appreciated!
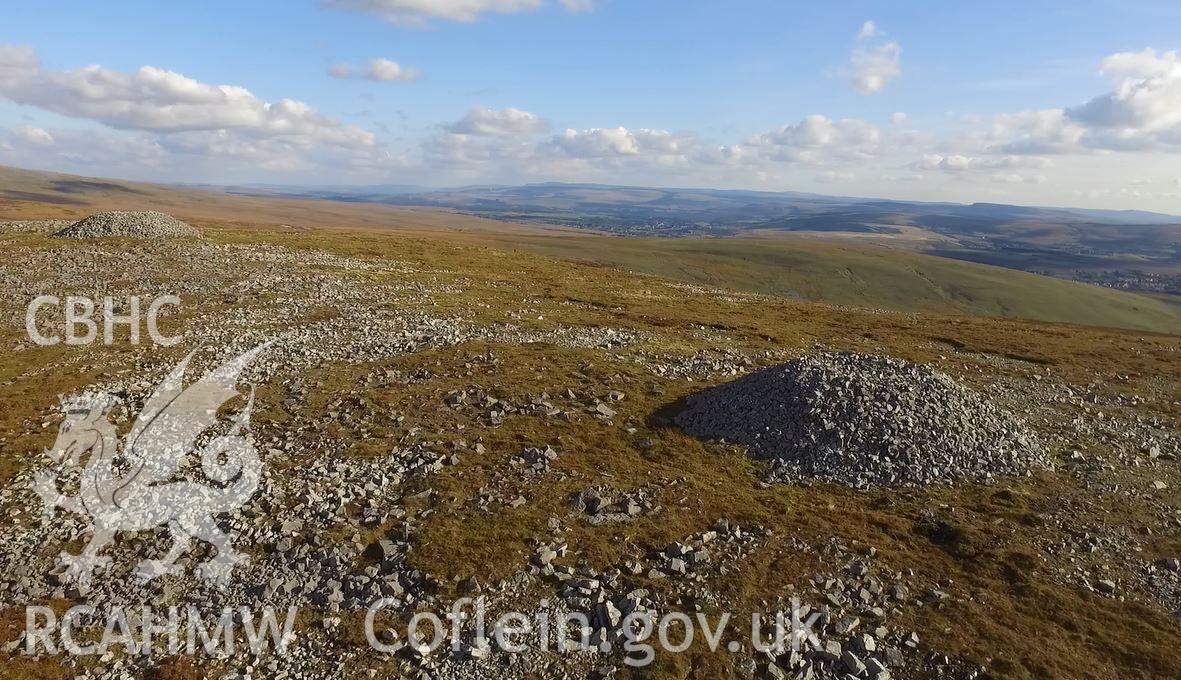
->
[235,181,1181,284]
[0,165,559,235]
[237,180,1181,225]
[225,180,1181,254]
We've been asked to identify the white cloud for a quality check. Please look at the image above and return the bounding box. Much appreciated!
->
[748,115,882,163]
[0,45,400,181]
[1,122,409,183]
[329,58,420,82]
[0,46,374,151]
[425,113,886,184]
[1063,48,1181,152]
[546,127,692,159]
[426,107,552,172]
[989,109,1086,154]
[1068,50,1181,130]
[368,58,417,82]
[445,105,549,136]
[976,50,1181,156]
[423,116,705,182]
[2,126,167,175]
[843,22,900,94]
[849,42,901,94]
[549,127,637,157]
[11,40,1181,210]
[322,0,548,25]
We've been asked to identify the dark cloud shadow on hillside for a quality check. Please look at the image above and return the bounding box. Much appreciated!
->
[0,190,87,205]
[50,179,148,195]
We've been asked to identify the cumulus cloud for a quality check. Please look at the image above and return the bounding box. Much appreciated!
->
[990,109,1086,154]
[1,121,410,183]
[549,126,639,156]
[850,43,901,94]
[425,106,553,174]
[747,115,882,164]
[770,115,880,148]
[1068,49,1181,130]
[322,0,553,25]
[545,127,695,160]
[423,113,710,182]
[15,39,1181,207]
[977,50,1181,156]
[0,45,400,181]
[0,46,374,151]
[559,0,594,11]
[445,105,549,136]
[1,125,167,175]
[845,21,901,94]
[423,110,905,186]
[329,58,420,82]
[1059,48,1181,152]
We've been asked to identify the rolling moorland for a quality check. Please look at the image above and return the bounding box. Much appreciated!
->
[0,171,1177,680]
[4,165,1181,335]
[228,181,1181,298]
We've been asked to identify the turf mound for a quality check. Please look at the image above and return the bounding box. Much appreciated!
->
[675,351,1048,488]
[53,211,201,239]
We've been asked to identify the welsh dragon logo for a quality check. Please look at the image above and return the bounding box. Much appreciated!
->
[32,343,272,590]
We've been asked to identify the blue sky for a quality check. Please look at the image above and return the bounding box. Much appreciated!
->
[3,0,1181,210]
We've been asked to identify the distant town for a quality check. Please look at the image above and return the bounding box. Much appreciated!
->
[1064,269,1181,295]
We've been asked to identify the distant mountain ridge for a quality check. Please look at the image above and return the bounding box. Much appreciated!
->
[211,180,1181,226]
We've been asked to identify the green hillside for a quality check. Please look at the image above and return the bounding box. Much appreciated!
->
[499,234,1181,333]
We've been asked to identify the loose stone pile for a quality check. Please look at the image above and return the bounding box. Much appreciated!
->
[53,210,202,238]
[676,351,1048,488]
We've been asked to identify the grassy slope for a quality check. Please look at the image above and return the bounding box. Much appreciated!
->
[495,234,1181,334]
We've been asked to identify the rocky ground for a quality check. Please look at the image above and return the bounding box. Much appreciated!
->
[0,217,1178,679]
